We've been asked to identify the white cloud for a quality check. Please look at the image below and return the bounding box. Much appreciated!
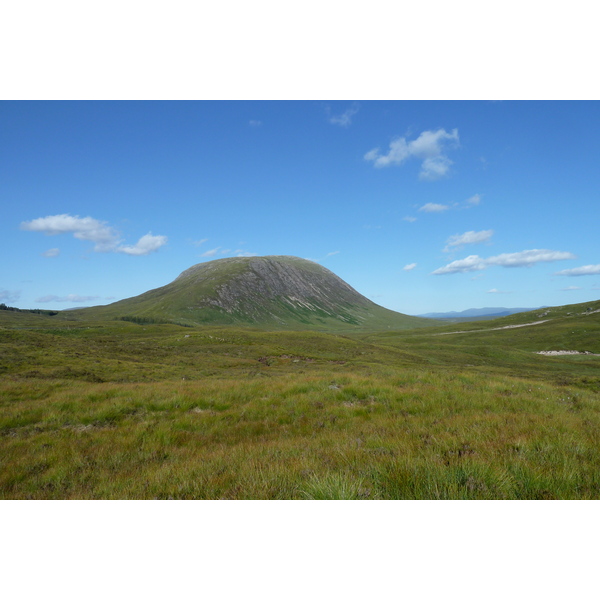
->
[419,202,449,213]
[444,229,494,252]
[235,250,258,257]
[249,120,262,127]
[21,214,167,256]
[561,286,582,291]
[466,194,482,206]
[555,264,600,276]
[403,216,417,223]
[36,294,99,303]
[403,263,417,271]
[42,248,60,258]
[488,249,576,268]
[0,289,20,303]
[433,254,488,275]
[365,139,408,167]
[364,128,459,179]
[420,155,453,180]
[192,238,209,247]
[116,233,167,256]
[487,288,511,294]
[409,129,459,158]
[325,251,340,257]
[21,214,119,251]
[433,249,576,275]
[201,247,220,257]
[328,104,359,127]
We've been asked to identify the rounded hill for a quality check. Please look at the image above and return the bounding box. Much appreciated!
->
[77,256,433,331]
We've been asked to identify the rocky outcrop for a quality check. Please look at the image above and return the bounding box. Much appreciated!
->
[177,256,376,321]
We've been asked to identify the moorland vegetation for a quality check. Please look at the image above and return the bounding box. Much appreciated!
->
[2,297,600,499]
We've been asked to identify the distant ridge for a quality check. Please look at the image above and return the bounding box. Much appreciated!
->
[74,255,434,331]
[418,307,543,320]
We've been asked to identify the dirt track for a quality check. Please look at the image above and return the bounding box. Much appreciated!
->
[434,320,550,336]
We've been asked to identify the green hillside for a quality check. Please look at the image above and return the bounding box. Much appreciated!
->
[69,256,434,331]
[361,298,600,384]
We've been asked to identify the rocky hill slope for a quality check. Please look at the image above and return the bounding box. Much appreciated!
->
[75,255,434,331]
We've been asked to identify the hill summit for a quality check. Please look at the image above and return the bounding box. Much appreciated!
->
[80,255,432,331]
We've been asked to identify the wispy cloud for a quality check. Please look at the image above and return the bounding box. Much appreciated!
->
[117,233,167,256]
[42,248,60,258]
[433,249,576,275]
[487,288,511,294]
[192,238,209,247]
[328,103,359,128]
[305,251,341,263]
[200,246,258,259]
[403,216,417,223]
[364,128,459,180]
[0,289,20,303]
[419,203,449,213]
[561,286,582,291]
[36,294,99,303]
[444,230,494,252]
[21,214,167,256]
[249,120,262,127]
[417,194,482,216]
[403,263,417,271]
[555,264,600,276]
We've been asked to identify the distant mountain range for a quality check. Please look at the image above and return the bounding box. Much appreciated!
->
[418,307,543,320]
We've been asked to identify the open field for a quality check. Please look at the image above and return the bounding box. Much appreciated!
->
[2,300,600,499]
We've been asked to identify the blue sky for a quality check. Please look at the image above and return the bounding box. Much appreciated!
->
[2,100,599,315]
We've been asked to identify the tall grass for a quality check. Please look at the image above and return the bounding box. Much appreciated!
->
[2,310,600,498]
[2,370,600,499]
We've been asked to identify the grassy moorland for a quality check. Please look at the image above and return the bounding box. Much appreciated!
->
[1,300,600,499]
